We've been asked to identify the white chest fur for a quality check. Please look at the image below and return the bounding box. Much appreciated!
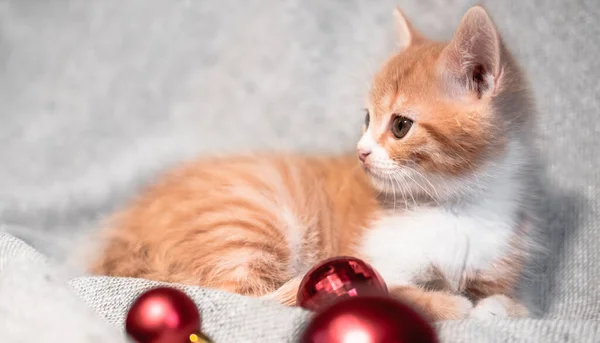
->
[359,141,527,291]
[360,204,517,291]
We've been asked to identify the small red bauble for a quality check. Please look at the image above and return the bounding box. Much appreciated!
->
[126,287,202,343]
[297,256,388,312]
[300,296,438,343]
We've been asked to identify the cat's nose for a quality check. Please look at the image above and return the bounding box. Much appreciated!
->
[357,148,371,163]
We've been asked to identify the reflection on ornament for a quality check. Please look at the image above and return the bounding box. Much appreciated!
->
[125,287,211,343]
[301,296,438,343]
[297,256,388,311]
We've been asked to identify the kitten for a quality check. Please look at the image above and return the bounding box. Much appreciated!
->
[90,6,539,321]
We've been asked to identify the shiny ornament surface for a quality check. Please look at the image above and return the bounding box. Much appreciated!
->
[300,296,438,343]
[126,287,201,343]
[297,256,388,311]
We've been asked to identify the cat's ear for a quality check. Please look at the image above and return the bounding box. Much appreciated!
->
[439,6,502,98]
[394,8,425,50]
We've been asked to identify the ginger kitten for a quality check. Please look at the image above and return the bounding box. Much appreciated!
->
[91,6,539,321]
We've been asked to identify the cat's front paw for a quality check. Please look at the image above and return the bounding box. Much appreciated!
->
[426,293,473,321]
[446,294,474,320]
[389,286,473,321]
[469,294,528,320]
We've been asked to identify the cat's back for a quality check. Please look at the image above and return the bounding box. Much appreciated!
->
[118,153,373,235]
[91,153,378,286]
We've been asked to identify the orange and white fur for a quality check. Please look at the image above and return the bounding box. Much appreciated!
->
[90,6,539,321]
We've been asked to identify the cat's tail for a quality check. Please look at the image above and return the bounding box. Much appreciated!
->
[259,276,303,306]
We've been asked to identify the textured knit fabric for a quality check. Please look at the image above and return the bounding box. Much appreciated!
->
[0,0,599,342]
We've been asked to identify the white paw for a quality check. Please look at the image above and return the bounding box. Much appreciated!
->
[454,295,475,318]
[439,294,474,320]
[469,295,511,319]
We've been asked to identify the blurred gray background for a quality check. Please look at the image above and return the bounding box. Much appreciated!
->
[0,0,598,326]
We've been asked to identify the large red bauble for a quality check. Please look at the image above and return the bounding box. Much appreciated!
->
[126,287,201,343]
[300,296,438,343]
[297,256,388,312]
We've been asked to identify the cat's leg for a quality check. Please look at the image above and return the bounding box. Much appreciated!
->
[90,225,294,297]
[466,274,529,319]
[89,230,151,278]
[469,294,528,319]
[389,285,473,321]
[260,276,302,306]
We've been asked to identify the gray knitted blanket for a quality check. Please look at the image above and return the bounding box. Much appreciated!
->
[0,0,598,342]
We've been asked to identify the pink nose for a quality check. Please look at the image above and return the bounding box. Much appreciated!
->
[357,148,371,163]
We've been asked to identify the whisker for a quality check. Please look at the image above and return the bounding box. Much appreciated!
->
[400,167,441,206]
[390,174,397,211]
[392,171,414,210]
[401,165,439,196]
[383,174,390,205]
[392,172,409,211]
[406,175,418,208]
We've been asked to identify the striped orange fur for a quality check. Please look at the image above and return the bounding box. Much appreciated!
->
[91,154,380,296]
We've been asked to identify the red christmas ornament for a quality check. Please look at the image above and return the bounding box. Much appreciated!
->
[126,287,207,343]
[297,256,388,312]
[300,296,438,343]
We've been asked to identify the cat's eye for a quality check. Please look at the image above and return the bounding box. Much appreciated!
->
[391,116,413,139]
[364,110,370,128]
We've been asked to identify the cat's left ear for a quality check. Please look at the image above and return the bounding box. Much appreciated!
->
[439,6,503,98]
[394,8,425,50]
